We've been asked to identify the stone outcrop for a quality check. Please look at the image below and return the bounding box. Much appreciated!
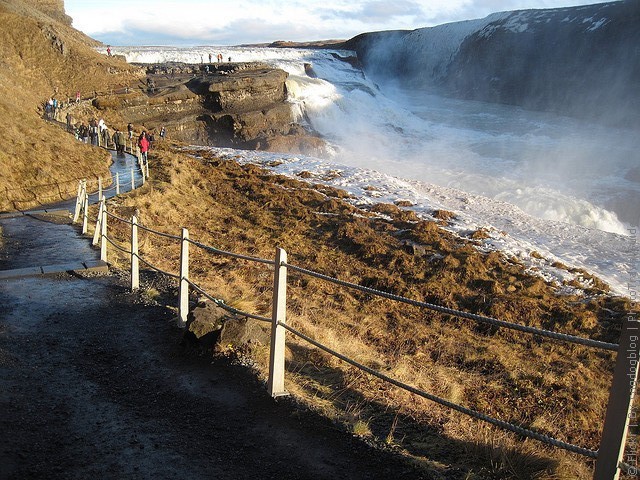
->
[98,62,326,155]
[183,301,269,352]
[25,0,72,25]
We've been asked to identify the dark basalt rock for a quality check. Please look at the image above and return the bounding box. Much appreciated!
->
[103,62,325,154]
[186,67,288,113]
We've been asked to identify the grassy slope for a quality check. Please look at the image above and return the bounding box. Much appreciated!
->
[101,144,634,479]
[1,2,636,477]
[0,0,141,210]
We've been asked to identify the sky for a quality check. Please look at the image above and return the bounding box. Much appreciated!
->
[65,0,614,46]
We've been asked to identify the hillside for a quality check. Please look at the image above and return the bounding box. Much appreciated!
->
[0,1,637,478]
[0,0,142,210]
[95,142,634,479]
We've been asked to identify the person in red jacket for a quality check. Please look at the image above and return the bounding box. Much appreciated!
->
[138,131,150,164]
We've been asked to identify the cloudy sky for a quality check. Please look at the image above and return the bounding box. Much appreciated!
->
[65,0,612,46]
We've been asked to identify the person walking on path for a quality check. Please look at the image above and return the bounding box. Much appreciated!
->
[112,129,127,155]
[138,131,150,164]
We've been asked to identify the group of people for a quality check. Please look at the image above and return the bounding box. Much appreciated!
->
[45,91,166,162]
[44,97,65,121]
[44,92,84,120]
[207,53,230,63]
[72,117,108,147]
[66,115,165,161]
[114,126,164,159]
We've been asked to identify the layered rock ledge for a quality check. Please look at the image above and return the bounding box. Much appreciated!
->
[94,62,325,155]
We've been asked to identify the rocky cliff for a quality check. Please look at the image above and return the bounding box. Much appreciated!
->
[23,0,71,25]
[342,0,640,127]
[95,62,325,154]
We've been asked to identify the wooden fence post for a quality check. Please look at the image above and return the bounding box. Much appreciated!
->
[178,227,189,327]
[115,172,120,195]
[131,168,135,191]
[268,247,289,397]
[594,317,640,480]
[98,176,103,200]
[92,197,104,246]
[100,200,108,263]
[81,188,89,234]
[72,180,83,223]
[131,215,139,291]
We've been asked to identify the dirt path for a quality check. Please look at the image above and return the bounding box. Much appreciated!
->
[0,215,431,479]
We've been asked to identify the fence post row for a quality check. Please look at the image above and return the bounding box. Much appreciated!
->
[594,317,640,480]
[131,215,139,291]
[268,247,289,398]
[178,227,190,327]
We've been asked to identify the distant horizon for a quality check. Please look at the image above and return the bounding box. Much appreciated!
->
[66,0,616,47]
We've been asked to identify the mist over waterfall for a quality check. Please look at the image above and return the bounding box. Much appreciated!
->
[117,1,639,295]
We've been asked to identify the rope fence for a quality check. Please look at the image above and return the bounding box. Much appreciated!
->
[284,263,619,352]
[81,173,637,480]
[87,194,637,480]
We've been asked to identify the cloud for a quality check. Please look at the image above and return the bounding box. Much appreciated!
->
[352,0,425,21]
[67,0,614,46]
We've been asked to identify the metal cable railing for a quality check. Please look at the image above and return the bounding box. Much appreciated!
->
[187,238,275,265]
[187,279,271,323]
[280,321,599,457]
[283,263,619,352]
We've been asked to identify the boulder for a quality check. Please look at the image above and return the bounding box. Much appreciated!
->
[182,300,270,352]
[183,302,228,349]
[217,317,270,352]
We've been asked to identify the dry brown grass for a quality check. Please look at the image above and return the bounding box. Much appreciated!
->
[6,4,633,477]
[0,1,143,210]
[96,143,636,479]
